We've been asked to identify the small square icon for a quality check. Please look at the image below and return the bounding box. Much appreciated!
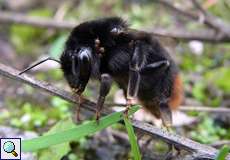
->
[0,138,21,160]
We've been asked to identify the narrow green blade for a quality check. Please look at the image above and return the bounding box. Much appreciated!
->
[22,105,140,152]
[215,145,230,160]
[124,114,142,160]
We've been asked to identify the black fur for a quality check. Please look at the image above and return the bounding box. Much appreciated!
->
[60,17,179,119]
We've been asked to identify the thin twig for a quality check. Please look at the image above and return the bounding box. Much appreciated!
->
[0,11,230,42]
[0,11,75,29]
[0,63,101,114]
[191,0,207,16]
[211,140,230,148]
[0,63,229,159]
[154,0,230,36]
[152,0,212,28]
[149,28,230,43]
[106,102,230,113]
[180,105,230,113]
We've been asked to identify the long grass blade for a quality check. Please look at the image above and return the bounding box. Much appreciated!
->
[215,145,230,160]
[124,114,142,160]
[22,105,140,152]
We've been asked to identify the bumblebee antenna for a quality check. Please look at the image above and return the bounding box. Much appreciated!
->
[19,57,60,75]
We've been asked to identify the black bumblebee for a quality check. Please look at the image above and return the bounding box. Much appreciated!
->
[20,17,183,128]
[19,17,183,158]
[60,17,183,127]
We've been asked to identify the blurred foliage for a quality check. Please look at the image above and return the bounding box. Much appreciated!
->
[208,0,230,22]
[49,34,68,59]
[10,8,53,54]
[190,115,229,144]
[205,67,230,93]
[3,96,71,131]
[180,42,230,106]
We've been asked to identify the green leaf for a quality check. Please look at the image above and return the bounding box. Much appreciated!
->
[38,118,75,160]
[123,114,142,160]
[22,105,140,152]
[215,145,230,160]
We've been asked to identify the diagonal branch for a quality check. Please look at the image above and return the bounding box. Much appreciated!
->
[154,0,230,36]
[149,28,230,42]
[107,102,230,113]
[191,0,208,16]
[180,105,230,113]
[0,11,75,29]
[0,11,230,42]
[153,0,212,28]
[0,62,229,159]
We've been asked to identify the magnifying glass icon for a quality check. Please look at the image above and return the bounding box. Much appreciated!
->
[3,141,18,157]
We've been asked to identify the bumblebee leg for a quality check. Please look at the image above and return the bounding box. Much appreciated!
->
[71,47,92,122]
[77,97,81,121]
[75,65,91,122]
[71,88,83,122]
[159,102,180,160]
[159,102,172,128]
[125,41,145,115]
[124,98,135,116]
[95,74,113,123]
[125,68,140,115]
[139,60,170,75]
[73,93,82,122]
[127,69,140,101]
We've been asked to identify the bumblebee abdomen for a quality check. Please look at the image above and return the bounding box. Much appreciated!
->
[168,74,183,110]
